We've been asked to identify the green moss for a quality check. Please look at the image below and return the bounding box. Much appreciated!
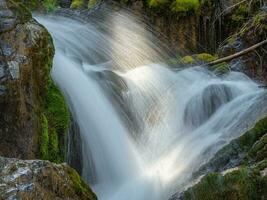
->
[211,62,230,75]
[45,84,69,136]
[238,117,267,152]
[184,167,266,200]
[67,167,97,199]
[41,82,70,163]
[88,0,98,8]
[197,116,267,175]
[170,0,199,13]
[196,53,217,62]
[71,0,84,9]
[232,4,248,21]
[147,0,169,8]
[247,133,267,162]
[7,0,32,23]
[181,55,195,64]
[49,129,60,163]
[11,0,39,10]
[39,31,70,164]
[40,114,49,160]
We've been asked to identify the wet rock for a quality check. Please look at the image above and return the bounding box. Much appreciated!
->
[0,0,54,159]
[0,62,5,79]
[0,85,6,95]
[0,40,13,57]
[7,60,19,79]
[0,156,97,200]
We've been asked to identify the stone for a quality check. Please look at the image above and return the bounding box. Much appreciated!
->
[0,156,97,200]
[7,60,20,79]
[0,85,6,95]
[0,40,14,57]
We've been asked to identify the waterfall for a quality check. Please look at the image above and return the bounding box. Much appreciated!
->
[35,8,267,200]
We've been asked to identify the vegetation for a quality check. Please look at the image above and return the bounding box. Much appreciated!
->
[40,115,49,160]
[66,167,97,199]
[183,116,267,199]
[71,0,84,8]
[170,0,199,13]
[196,53,217,62]
[42,0,57,12]
[38,32,70,163]
[147,0,169,9]
[180,55,195,64]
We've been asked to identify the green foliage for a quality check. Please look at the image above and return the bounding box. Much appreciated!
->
[42,0,57,12]
[40,115,49,160]
[71,0,84,9]
[170,0,199,12]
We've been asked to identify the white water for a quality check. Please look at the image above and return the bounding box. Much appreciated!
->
[36,9,267,200]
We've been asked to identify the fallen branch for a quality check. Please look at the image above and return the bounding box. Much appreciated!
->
[207,39,267,66]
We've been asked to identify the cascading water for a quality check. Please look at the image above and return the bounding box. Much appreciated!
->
[36,7,267,200]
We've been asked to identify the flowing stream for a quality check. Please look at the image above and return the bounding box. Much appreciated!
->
[36,7,267,200]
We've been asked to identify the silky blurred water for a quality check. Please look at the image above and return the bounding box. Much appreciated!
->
[36,8,267,200]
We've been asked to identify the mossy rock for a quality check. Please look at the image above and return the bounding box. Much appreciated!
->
[183,166,267,200]
[180,55,196,64]
[66,167,97,199]
[210,62,230,75]
[35,12,70,163]
[71,0,84,9]
[196,116,267,176]
[196,53,217,62]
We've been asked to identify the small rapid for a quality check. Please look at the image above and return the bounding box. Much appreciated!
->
[36,7,267,200]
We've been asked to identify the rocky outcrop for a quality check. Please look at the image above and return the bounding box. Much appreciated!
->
[171,115,267,200]
[0,0,49,158]
[0,156,97,200]
[0,1,96,199]
[0,0,69,162]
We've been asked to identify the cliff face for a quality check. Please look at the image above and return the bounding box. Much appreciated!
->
[0,0,69,162]
[0,0,52,158]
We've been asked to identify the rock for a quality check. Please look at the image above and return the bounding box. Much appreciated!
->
[0,85,6,95]
[0,156,97,200]
[0,40,13,57]
[59,0,72,8]
[0,0,70,163]
[0,0,48,159]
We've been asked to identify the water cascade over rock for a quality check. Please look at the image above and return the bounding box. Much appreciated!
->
[36,7,267,200]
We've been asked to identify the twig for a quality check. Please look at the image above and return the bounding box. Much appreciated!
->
[207,39,267,66]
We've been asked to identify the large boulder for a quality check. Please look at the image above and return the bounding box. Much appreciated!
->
[0,156,97,200]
